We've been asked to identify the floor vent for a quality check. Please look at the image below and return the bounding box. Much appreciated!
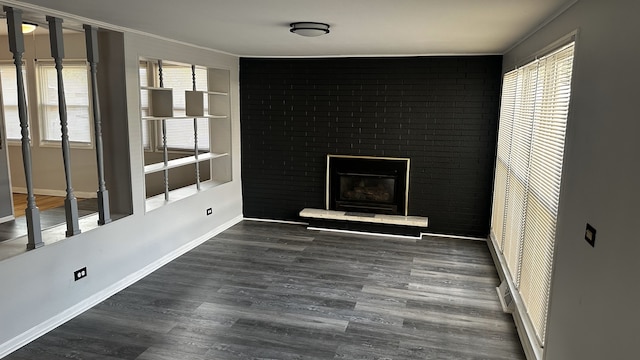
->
[496,281,515,313]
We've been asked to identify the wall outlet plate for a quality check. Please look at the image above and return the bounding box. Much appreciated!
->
[74,267,87,281]
[585,223,596,247]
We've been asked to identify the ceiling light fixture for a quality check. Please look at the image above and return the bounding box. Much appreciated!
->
[290,22,330,37]
[21,22,37,34]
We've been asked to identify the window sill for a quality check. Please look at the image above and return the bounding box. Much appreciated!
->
[38,141,94,150]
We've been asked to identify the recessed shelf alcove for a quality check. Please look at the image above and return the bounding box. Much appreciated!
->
[139,59,232,210]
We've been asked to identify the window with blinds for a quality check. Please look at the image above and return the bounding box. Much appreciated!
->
[139,62,150,149]
[0,64,28,141]
[491,41,575,344]
[38,62,92,144]
[163,65,210,151]
[140,62,209,151]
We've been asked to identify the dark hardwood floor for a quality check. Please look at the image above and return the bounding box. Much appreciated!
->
[5,221,525,359]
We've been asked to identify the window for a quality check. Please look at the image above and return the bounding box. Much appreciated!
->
[0,64,28,141]
[491,42,575,344]
[38,62,92,144]
[157,64,209,151]
[140,62,210,152]
[140,61,150,149]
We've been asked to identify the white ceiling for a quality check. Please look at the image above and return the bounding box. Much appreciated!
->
[4,0,576,57]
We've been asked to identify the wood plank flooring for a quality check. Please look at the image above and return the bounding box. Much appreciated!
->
[5,221,525,359]
[11,194,68,217]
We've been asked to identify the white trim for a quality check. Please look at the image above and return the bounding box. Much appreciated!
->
[420,231,486,242]
[0,0,238,58]
[242,52,502,58]
[503,0,579,55]
[244,217,481,242]
[0,215,14,223]
[0,214,242,359]
[243,217,308,226]
[505,31,578,72]
[487,232,543,360]
[12,187,97,199]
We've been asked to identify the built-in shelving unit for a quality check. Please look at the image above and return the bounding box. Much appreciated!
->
[207,68,233,185]
[143,152,228,174]
[140,59,232,208]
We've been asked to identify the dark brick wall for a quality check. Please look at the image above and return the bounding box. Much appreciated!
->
[240,56,502,237]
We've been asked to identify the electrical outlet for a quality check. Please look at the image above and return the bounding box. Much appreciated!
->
[585,223,596,247]
[74,267,87,281]
[206,208,213,216]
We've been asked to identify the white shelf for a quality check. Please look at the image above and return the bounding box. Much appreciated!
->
[141,86,173,91]
[142,115,228,121]
[207,91,228,96]
[142,116,191,121]
[144,152,229,174]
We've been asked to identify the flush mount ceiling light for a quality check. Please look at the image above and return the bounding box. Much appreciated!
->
[21,22,37,34]
[290,22,330,37]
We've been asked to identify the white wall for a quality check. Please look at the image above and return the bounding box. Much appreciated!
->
[503,0,640,359]
[0,29,242,353]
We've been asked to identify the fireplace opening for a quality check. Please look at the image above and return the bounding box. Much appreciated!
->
[327,155,409,215]
[338,173,396,212]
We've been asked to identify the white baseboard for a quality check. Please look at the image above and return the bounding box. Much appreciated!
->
[0,215,15,224]
[12,187,98,199]
[244,217,484,242]
[0,214,243,359]
[487,233,543,360]
[243,217,308,225]
[420,231,486,241]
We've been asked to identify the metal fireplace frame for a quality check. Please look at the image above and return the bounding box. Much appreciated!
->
[325,154,410,216]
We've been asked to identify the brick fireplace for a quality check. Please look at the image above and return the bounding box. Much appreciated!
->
[240,56,502,237]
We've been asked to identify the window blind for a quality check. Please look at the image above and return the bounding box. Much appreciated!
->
[38,62,91,143]
[140,62,150,149]
[160,65,209,151]
[503,63,538,284]
[491,42,574,344]
[492,71,516,252]
[0,64,28,140]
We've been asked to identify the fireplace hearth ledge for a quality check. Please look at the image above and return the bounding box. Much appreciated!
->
[299,208,428,227]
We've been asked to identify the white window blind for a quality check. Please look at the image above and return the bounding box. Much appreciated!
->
[0,64,28,140]
[491,42,575,344]
[38,62,92,144]
[140,62,150,149]
[492,71,516,252]
[158,65,209,151]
